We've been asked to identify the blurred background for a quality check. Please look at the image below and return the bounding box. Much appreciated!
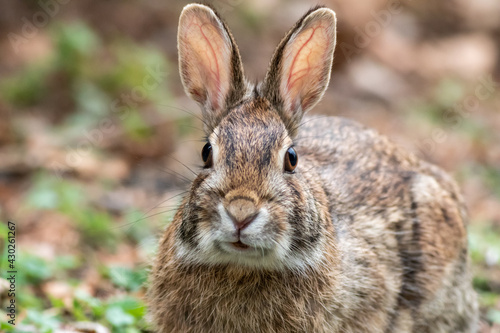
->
[0,0,499,332]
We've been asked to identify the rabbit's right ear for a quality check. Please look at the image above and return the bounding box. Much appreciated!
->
[262,7,337,137]
[178,4,246,132]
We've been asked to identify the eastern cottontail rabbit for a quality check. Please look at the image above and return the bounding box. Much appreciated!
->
[147,4,479,332]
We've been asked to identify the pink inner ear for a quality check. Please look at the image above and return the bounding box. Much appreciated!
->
[180,11,232,110]
[281,19,332,111]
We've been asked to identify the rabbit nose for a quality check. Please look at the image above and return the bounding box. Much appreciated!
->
[225,198,258,231]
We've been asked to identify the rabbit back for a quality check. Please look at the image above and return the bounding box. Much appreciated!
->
[295,115,478,332]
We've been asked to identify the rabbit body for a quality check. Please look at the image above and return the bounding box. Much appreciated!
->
[148,4,478,332]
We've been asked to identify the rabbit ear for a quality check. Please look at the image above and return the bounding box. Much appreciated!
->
[262,7,337,136]
[178,4,246,132]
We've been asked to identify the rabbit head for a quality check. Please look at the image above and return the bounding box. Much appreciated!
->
[175,4,337,271]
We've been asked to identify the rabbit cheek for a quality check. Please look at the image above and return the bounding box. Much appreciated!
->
[281,177,328,267]
[176,174,211,247]
[174,175,223,256]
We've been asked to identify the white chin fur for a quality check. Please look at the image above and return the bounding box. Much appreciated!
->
[174,203,325,272]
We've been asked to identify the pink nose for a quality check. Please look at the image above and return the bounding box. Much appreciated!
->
[225,198,258,231]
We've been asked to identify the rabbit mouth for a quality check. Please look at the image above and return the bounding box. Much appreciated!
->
[216,241,271,257]
[230,240,250,250]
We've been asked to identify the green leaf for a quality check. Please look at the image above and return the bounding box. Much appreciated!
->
[24,309,61,333]
[56,182,87,216]
[0,221,7,237]
[121,110,152,141]
[54,21,100,75]
[25,173,86,214]
[482,166,500,198]
[26,186,59,210]
[49,296,65,309]
[0,321,19,333]
[58,22,99,54]
[487,308,500,324]
[0,222,9,272]
[123,210,153,244]
[74,289,105,318]
[468,224,500,265]
[107,296,146,319]
[107,266,147,292]
[124,327,141,333]
[76,208,118,250]
[19,253,52,284]
[434,77,465,107]
[74,80,110,117]
[0,64,50,107]
[54,255,80,271]
[105,306,135,327]
[16,289,45,311]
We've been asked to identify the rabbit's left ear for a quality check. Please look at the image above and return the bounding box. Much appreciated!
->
[178,4,246,132]
[263,7,337,135]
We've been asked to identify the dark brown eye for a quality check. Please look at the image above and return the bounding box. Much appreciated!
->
[201,142,213,168]
[284,147,298,173]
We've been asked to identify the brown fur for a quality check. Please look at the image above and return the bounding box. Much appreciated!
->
[148,4,478,332]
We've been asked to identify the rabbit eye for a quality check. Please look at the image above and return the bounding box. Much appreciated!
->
[201,142,213,168]
[284,147,298,173]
